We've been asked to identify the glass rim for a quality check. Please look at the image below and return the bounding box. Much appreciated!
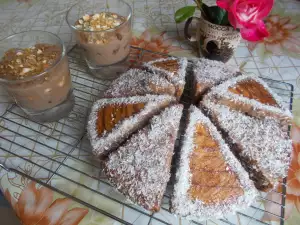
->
[66,0,132,33]
[0,30,66,84]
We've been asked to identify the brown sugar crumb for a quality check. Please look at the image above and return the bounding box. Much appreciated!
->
[152,59,179,74]
[0,44,61,80]
[228,80,278,107]
[75,12,126,31]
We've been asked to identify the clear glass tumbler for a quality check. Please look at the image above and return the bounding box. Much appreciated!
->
[0,31,74,123]
[66,0,132,80]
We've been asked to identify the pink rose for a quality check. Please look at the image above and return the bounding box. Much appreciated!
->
[217,0,274,41]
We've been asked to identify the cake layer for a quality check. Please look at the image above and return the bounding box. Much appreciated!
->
[203,74,292,125]
[105,104,183,211]
[202,100,292,191]
[87,95,176,158]
[193,58,240,102]
[172,106,257,220]
[143,57,187,98]
[103,69,176,98]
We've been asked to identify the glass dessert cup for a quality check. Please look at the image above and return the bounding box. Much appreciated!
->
[0,31,74,123]
[66,0,132,80]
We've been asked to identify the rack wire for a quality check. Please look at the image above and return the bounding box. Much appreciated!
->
[0,46,294,225]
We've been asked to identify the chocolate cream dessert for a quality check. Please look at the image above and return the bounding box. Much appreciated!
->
[74,12,131,66]
[0,44,72,111]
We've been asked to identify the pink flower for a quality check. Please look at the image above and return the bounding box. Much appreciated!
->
[217,0,274,41]
[240,20,269,42]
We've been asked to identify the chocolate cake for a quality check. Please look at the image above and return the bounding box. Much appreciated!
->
[203,74,292,126]
[103,69,176,98]
[87,95,176,158]
[193,58,240,102]
[172,106,257,220]
[202,101,292,191]
[105,104,183,211]
[143,57,187,98]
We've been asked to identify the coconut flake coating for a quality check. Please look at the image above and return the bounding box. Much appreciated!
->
[202,100,292,189]
[105,104,183,211]
[143,57,187,87]
[103,69,176,98]
[203,74,292,120]
[193,58,240,99]
[171,105,258,221]
[87,95,176,158]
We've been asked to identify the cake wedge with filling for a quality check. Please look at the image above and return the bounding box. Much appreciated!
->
[87,95,176,158]
[193,58,240,103]
[105,104,183,211]
[103,69,176,98]
[202,74,292,126]
[171,106,257,220]
[201,100,292,191]
[143,57,187,99]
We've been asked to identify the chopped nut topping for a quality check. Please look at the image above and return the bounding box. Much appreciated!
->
[75,12,126,31]
[20,68,31,75]
[0,44,61,80]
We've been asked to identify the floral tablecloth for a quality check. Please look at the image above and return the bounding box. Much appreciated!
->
[0,0,300,225]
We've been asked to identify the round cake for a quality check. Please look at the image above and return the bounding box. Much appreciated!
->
[87,57,293,220]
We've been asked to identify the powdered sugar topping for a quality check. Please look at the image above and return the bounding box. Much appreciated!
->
[105,104,183,211]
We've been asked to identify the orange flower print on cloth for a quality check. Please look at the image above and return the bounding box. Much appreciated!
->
[248,15,300,56]
[131,30,181,54]
[4,181,88,225]
[130,30,182,64]
[247,0,300,60]
[262,124,300,222]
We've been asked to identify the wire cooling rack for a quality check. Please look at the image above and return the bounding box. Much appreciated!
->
[0,46,294,225]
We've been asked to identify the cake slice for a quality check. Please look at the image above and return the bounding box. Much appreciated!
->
[193,58,240,103]
[143,57,187,99]
[103,69,176,98]
[171,106,257,220]
[203,74,292,125]
[105,104,183,211]
[202,100,292,191]
[87,95,176,158]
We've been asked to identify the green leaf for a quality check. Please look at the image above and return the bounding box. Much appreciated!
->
[220,11,230,25]
[200,5,229,25]
[208,6,227,25]
[174,6,196,23]
[201,3,212,21]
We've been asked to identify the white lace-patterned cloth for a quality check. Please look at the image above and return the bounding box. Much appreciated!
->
[0,1,299,225]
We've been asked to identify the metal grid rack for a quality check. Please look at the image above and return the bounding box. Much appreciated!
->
[0,46,294,225]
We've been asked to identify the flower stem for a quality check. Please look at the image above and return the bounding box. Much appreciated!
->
[193,0,208,20]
